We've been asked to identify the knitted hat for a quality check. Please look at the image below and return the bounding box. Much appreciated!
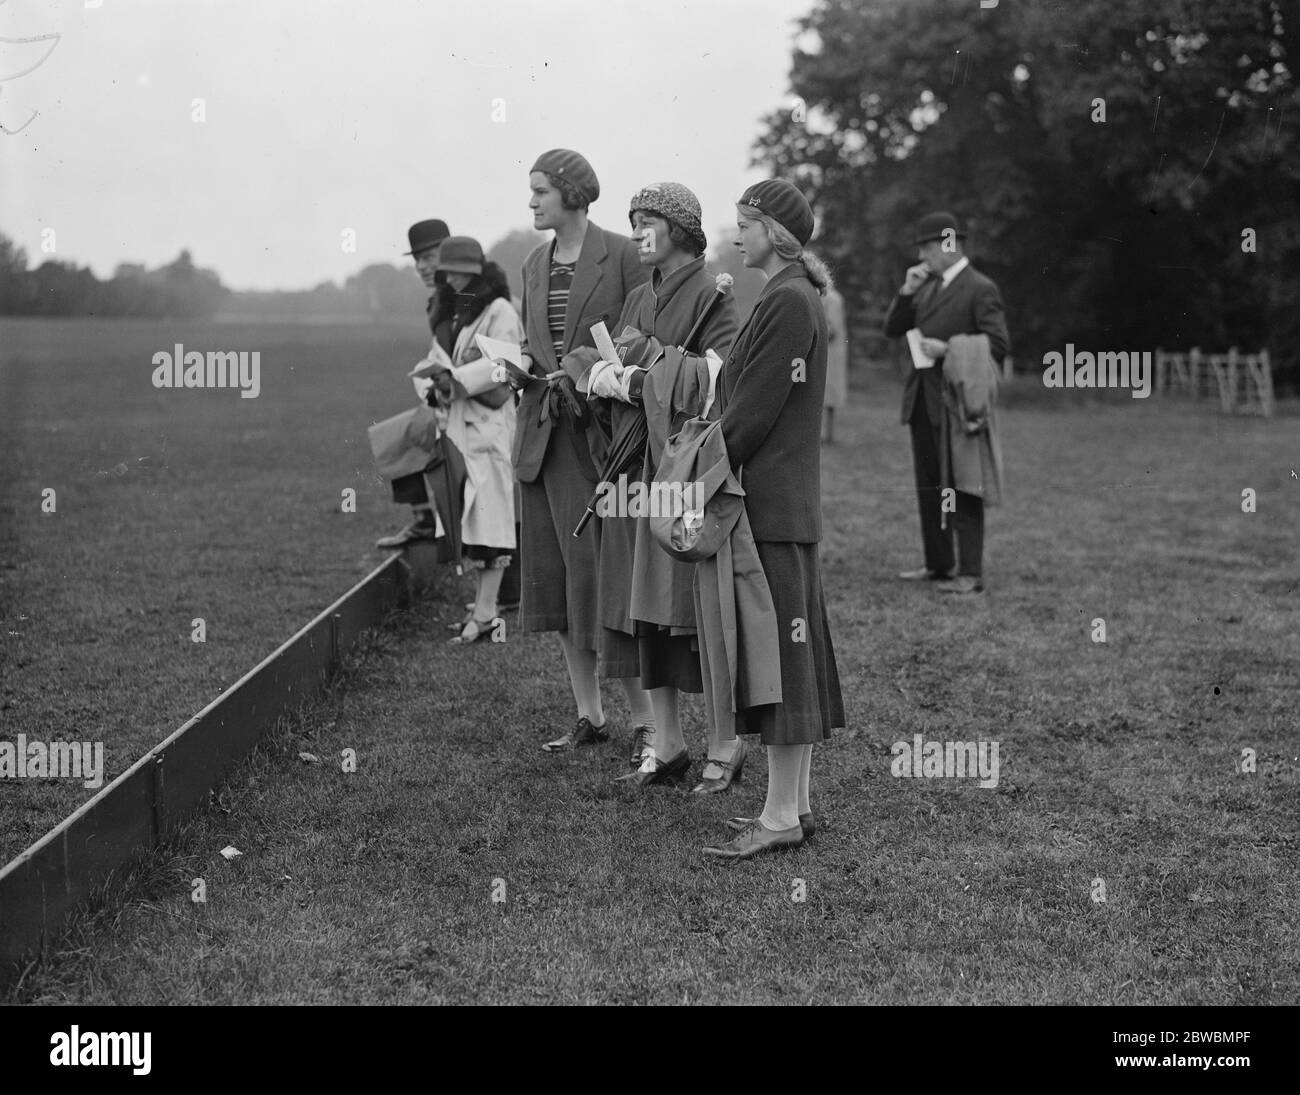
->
[531,149,600,205]
[628,182,707,254]
[737,179,815,246]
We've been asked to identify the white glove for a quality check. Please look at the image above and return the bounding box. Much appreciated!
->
[615,366,643,404]
[587,359,624,400]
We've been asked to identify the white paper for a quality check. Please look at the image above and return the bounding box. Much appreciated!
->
[474,333,522,369]
[906,328,933,370]
[701,348,724,419]
[409,340,454,379]
[590,322,621,369]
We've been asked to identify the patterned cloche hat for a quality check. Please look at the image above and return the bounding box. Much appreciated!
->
[628,182,707,254]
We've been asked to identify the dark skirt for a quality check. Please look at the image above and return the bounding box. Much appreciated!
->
[391,471,427,506]
[519,422,601,652]
[638,627,704,693]
[596,504,640,678]
[734,541,844,745]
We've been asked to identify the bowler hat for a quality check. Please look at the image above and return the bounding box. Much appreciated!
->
[405,219,451,256]
[913,212,967,246]
[436,236,485,275]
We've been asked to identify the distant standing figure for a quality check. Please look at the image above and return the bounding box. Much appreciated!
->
[821,285,848,443]
[881,212,1009,595]
[377,218,456,551]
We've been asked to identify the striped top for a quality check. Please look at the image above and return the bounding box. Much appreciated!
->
[547,252,575,361]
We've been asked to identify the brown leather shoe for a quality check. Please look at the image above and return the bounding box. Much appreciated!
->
[726,811,815,840]
[541,716,610,752]
[613,747,690,787]
[936,576,985,595]
[690,738,746,794]
[702,818,804,860]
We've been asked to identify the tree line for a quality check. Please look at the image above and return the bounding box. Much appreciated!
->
[752,0,1299,393]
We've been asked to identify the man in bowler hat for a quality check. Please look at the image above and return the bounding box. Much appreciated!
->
[882,212,1009,594]
[376,219,455,550]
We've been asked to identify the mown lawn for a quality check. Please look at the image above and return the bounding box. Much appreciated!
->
[5,349,1296,1005]
[0,317,432,862]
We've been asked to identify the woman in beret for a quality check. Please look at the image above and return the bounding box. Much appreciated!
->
[429,236,521,644]
[506,150,654,752]
[585,182,739,788]
[700,179,845,860]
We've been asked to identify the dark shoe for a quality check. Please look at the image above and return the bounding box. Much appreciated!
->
[936,576,985,595]
[541,716,610,753]
[898,565,953,581]
[726,812,815,840]
[628,724,653,768]
[448,616,498,645]
[703,819,804,860]
[690,738,747,794]
[613,747,690,788]
[376,522,438,550]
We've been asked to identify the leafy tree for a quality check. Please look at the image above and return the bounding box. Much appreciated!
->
[754,0,1299,388]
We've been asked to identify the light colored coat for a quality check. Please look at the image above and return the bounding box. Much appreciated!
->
[941,332,1004,506]
[823,286,848,409]
[445,297,521,549]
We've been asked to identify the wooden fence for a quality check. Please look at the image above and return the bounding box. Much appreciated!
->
[1155,347,1275,417]
[0,552,412,992]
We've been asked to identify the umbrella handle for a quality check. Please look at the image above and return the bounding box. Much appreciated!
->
[573,505,597,538]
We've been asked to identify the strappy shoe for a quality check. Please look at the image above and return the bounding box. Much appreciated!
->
[448,616,497,645]
[690,738,746,794]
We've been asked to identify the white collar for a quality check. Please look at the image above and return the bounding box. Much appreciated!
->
[940,256,970,287]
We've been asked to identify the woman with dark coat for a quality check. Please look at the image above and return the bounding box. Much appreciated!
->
[700,180,846,860]
[506,150,653,752]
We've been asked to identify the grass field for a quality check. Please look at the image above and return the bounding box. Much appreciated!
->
[0,317,433,862]
[2,316,1296,1004]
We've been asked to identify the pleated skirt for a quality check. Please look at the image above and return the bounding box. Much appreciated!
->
[734,541,845,745]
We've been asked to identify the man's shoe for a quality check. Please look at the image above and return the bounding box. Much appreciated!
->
[375,522,438,550]
[613,747,690,788]
[690,738,747,794]
[936,576,985,595]
[541,716,610,753]
[628,724,653,768]
[726,811,815,840]
[703,818,804,860]
[898,566,953,581]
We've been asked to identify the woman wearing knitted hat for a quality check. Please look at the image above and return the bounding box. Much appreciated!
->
[584,182,740,788]
[506,150,653,752]
[700,179,846,860]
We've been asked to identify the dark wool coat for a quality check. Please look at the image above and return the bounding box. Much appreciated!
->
[512,223,649,483]
[882,262,1010,426]
[717,263,828,544]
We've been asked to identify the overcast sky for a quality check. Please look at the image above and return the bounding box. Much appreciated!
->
[1,0,817,290]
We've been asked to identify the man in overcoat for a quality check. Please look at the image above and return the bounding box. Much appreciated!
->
[882,212,1009,594]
